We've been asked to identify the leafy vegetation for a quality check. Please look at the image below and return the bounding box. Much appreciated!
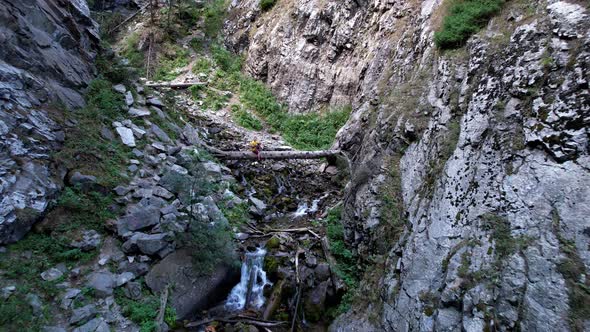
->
[260,0,278,12]
[434,0,505,49]
[203,0,228,38]
[121,32,145,70]
[324,207,359,316]
[220,198,251,227]
[180,219,237,274]
[55,79,129,187]
[115,286,177,332]
[239,78,351,150]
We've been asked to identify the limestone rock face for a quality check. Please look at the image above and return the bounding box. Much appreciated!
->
[226,0,590,330]
[0,0,98,244]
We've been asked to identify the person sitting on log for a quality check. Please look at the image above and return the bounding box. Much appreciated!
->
[249,140,262,160]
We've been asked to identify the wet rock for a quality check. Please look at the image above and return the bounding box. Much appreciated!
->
[304,281,328,322]
[69,304,97,325]
[145,249,240,319]
[41,267,64,281]
[314,263,331,281]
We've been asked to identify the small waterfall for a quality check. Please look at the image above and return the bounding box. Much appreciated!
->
[225,248,271,311]
[293,196,324,217]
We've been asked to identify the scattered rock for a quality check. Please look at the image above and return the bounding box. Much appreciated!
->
[124,91,134,106]
[113,84,126,94]
[69,304,97,325]
[86,270,116,297]
[128,107,150,117]
[72,317,109,332]
[71,230,101,251]
[151,124,172,143]
[1,285,16,299]
[41,268,63,281]
[147,97,164,108]
[26,293,43,316]
[124,281,142,300]
[115,127,136,147]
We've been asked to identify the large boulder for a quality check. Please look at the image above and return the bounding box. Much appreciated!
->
[145,249,240,320]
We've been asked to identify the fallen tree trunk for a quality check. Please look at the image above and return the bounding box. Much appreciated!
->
[185,315,287,328]
[209,148,342,161]
[145,82,205,88]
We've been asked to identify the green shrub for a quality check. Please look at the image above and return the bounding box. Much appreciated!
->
[180,220,236,274]
[325,207,359,316]
[193,58,212,74]
[203,0,228,38]
[260,0,277,11]
[434,0,504,49]
[211,44,242,73]
[115,288,159,332]
[121,32,145,69]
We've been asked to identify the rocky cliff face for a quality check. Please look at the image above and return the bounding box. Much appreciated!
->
[0,0,98,243]
[225,0,590,330]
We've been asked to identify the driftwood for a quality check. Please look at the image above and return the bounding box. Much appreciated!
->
[321,236,347,293]
[108,3,151,34]
[185,315,287,328]
[145,81,206,88]
[246,227,321,239]
[155,285,169,332]
[291,248,305,332]
[263,279,286,320]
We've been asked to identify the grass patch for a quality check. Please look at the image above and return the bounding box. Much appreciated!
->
[55,78,129,187]
[114,285,177,332]
[154,44,190,81]
[231,105,263,131]
[434,0,505,49]
[239,78,351,150]
[121,32,145,70]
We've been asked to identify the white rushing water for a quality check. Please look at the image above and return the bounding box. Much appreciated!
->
[293,197,323,217]
[225,247,271,311]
